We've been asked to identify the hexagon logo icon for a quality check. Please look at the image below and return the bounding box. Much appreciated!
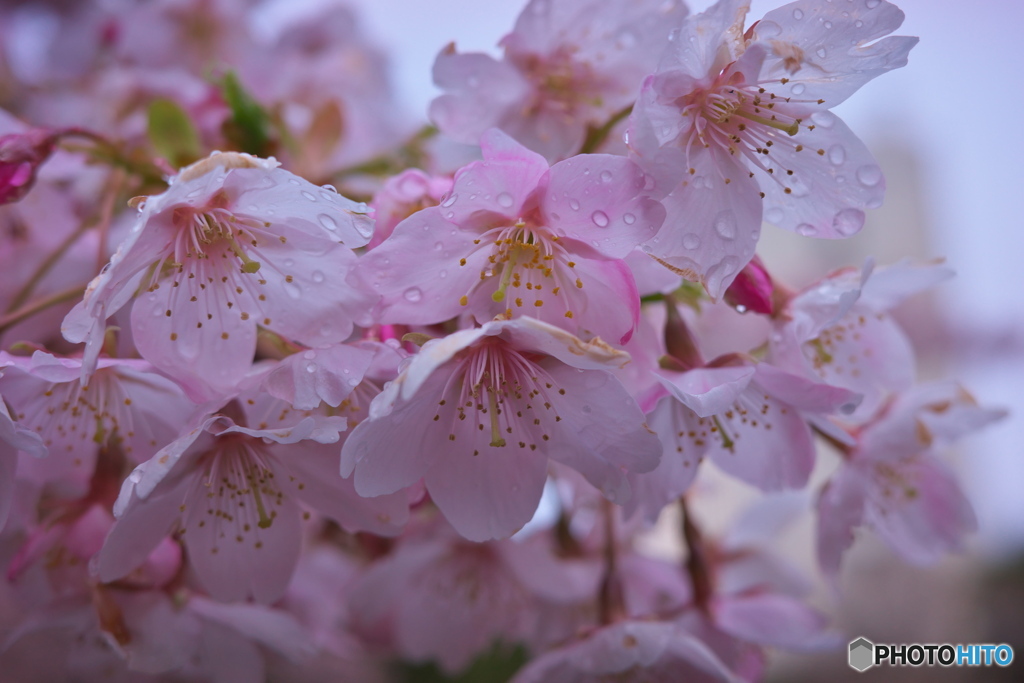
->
[849,637,875,672]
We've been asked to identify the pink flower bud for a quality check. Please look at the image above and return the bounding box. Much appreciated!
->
[0,129,58,205]
[723,256,774,315]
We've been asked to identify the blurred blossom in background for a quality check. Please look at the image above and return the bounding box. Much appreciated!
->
[1,0,1022,680]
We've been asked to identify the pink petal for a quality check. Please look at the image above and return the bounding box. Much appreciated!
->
[656,365,756,418]
[429,49,532,146]
[97,478,189,583]
[754,0,917,108]
[643,144,762,299]
[542,155,663,258]
[714,593,836,650]
[263,343,375,410]
[815,466,867,579]
[424,433,549,542]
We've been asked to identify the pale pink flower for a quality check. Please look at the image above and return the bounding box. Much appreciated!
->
[359,129,664,345]
[770,259,953,422]
[431,0,689,161]
[512,619,735,683]
[0,351,192,500]
[62,151,378,401]
[817,382,1005,576]
[368,169,453,249]
[97,394,409,604]
[349,524,536,673]
[628,0,916,297]
[628,357,860,522]
[341,317,661,541]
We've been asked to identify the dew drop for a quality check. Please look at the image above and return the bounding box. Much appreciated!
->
[354,218,373,239]
[318,213,338,231]
[434,241,444,251]
[568,198,580,211]
[497,192,514,208]
[623,213,636,225]
[347,378,360,387]
[816,47,827,59]
[600,170,613,183]
[756,19,782,38]
[713,211,736,239]
[832,208,865,236]
[311,270,325,283]
[791,83,806,95]
[856,164,882,187]
[591,210,609,227]
[823,20,833,29]
[300,190,317,202]
[682,233,701,250]
[793,8,804,19]
[403,287,422,302]
[796,223,818,236]
[441,193,458,207]
[720,256,739,276]
[855,19,864,28]
[828,144,846,165]
[810,111,836,128]
[446,211,455,219]
[284,282,302,299]
[303,350,317,360]
[765,207,785,224]
[321,184,338,193]
[306,363,317,373]
[866,0,880,8]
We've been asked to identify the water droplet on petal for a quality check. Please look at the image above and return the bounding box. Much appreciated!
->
[856,164,882,187]
[765,207,785,224]
[828,145,846,165]
[756,20,782,38]
[285,282,302,299]
[497,192,514,208]
[347,377,360,387]
[591,210,609,227]
[823,20,833,29]
[796,223,818,236]
[434,241,444,251]
[600,170,613,182]
[713,211,736,239]
[312,270,325,283]
[832,208,864,236]
[441,193,458,207]
[321,184,338,193]
[301,190,317,202]
[816,47,827,59]
[810,111,836,128]
[682,233,701,250]
[403,287,422,302]
[303,350,317,360]
[306,363,317,373]
[318,213,338,231]
[720,256,739,276]
[568,198,580,211]
[623,213,636,225]
[793,8,804,19]
[866,0,880,8]
[791,83,806,96]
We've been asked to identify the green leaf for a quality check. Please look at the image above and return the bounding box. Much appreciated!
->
[219,71,273,157]
[147,98,202,167]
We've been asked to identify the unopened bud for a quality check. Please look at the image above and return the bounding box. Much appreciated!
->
[0,129,58,205]
[663,296,704,370]
[723,255,774,315]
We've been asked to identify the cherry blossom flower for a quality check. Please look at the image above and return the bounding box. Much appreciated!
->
[62,151,378,401]
[97,394,408,603]
[770,259,954,423]
[817,382,1005,576]
[358,129,664,345]
[1,387,46,531]
[431,0,689,161]
[368,169,453,250]
[628,0,917,297]
[0,351,191,499]
[341,317,661,541]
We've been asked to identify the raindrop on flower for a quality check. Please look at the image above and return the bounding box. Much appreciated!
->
[591,210,609,227]
[403,287,422,302]
[441,193,458,207]
[856,164,882,187]
[713,211,736,239]
[682,233,701,250]
[318,214,338,231]
[569,198,580,211]
[497,192,514,208]
[793,8,804,19]
[623,213,636,225]
[301,190,317,202]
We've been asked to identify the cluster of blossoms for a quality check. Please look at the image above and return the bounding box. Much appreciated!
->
[0,0,1003,681]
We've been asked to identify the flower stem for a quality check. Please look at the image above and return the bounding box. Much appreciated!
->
[578,103,633,155]
[680,497,712,612]
[597,497,623,625]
